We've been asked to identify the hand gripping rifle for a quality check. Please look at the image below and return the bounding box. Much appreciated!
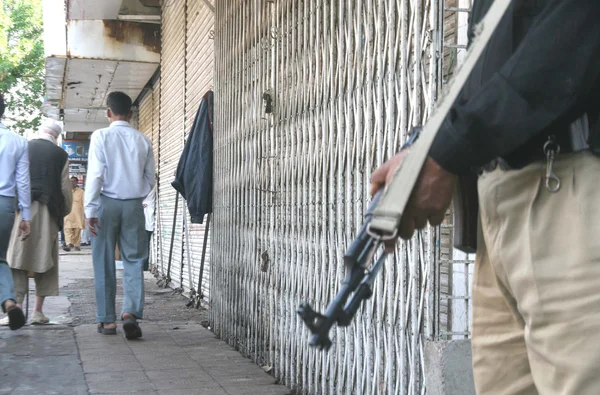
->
[297,0,512,350]
[297,130,420,350]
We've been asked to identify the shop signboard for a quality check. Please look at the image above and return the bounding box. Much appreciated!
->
[62,140,89,161]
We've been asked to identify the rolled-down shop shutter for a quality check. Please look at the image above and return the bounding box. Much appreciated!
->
[158,0,186,289]
[181,0,215,301]
[137,90,155,265]
[152,77,161,274]
[131,109,139,129]
[138,90,153,141]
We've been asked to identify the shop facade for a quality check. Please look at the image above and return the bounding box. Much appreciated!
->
[43,0,476,393]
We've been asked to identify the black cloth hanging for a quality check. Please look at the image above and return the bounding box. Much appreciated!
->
[172,90,214,224]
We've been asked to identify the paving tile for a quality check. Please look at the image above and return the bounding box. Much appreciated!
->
[0,328,78,356]
[75,335,129,351]
[158,389,228,395]
[187,349,249,363]
[85,371,149,383]
[87,371,155,394]
[145,368,212,381]
[139,355,201,370]
[127,333,179,345]
[222,386,293,395]
[79,347,134,359]
[151,377,224,391]
[77,343,131,354]
[131,347,182,358]
[1,279,291,395]
[204,362,267,376]
[0,355,87,394]
[82,358,144,374]
[93,392,158,395]
[7,386,89,395]
[74,325,101,336]
[80,353,141,365]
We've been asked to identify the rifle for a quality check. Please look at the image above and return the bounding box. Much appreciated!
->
[297,130,420,350]
[297,0,511,350]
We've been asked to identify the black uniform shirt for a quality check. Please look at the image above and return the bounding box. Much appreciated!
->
[429,0,600,175]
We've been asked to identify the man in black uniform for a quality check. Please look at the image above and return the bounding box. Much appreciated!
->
[371,1,600,394]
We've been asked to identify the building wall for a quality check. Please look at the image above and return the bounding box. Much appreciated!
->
[184,0,214,297]
[145,0,471,393]
[210,1,459,394]
[147,0,214,301]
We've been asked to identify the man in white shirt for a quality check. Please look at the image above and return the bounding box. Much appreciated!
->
[85,91,156,339]
[0,93,30,330]
[142,182,156,272]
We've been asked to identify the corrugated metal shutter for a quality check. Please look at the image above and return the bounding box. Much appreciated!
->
[182,0,214,301]
[159,0,186,289]
[138,90,155,268]
[152,77,160,165]
[138,90,153,139]
[152,77,162,275]
[212,1,447,394]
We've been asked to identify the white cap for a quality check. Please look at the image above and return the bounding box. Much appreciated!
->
[39,119,62,137]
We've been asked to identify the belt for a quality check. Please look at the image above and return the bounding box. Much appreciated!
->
[480,114,593,174]
[479,148,590,174]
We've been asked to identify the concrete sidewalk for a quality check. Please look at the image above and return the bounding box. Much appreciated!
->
[0,249,290,395]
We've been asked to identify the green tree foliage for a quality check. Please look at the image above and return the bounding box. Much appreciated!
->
[0,0,44,135]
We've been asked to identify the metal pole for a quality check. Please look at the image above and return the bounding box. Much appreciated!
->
[196,213,211,305]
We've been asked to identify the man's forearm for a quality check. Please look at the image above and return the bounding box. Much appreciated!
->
[84,195,100,218]
[84,179,102,218]
[16,146,31,221]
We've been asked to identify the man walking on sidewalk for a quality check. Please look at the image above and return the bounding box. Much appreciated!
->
[64,176,85,251]
[0,93,29,330]
[85,91,155,338]
[5,120,73,325]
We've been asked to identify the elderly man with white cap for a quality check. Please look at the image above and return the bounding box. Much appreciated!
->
[0,119,73,326]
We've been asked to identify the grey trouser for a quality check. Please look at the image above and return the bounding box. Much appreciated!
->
[92,196,147,323]
[0,196,16,312]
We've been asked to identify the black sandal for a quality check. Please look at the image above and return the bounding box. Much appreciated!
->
[7,306,25,331]
[97,323,117,335]
[122,318,142,340]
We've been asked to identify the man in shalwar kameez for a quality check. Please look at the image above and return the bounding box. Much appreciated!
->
[1,120,72,325]
[64,176,85,251]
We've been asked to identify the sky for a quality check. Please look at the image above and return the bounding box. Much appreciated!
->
[41,0,66,57]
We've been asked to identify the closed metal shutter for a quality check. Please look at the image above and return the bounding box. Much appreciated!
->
[159,0,186,289]
[182,0,214,302]
[152,77,162,275]
[137,90,155,268]
[212,1,449,394]
[138,90,153,139]
[152,77,160,164]
[130,108,139,129]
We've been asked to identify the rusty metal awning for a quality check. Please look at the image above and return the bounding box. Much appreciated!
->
[43,3,161,134]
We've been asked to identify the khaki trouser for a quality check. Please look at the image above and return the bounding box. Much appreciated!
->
[472,151,600,395]
[64,227,81,247]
